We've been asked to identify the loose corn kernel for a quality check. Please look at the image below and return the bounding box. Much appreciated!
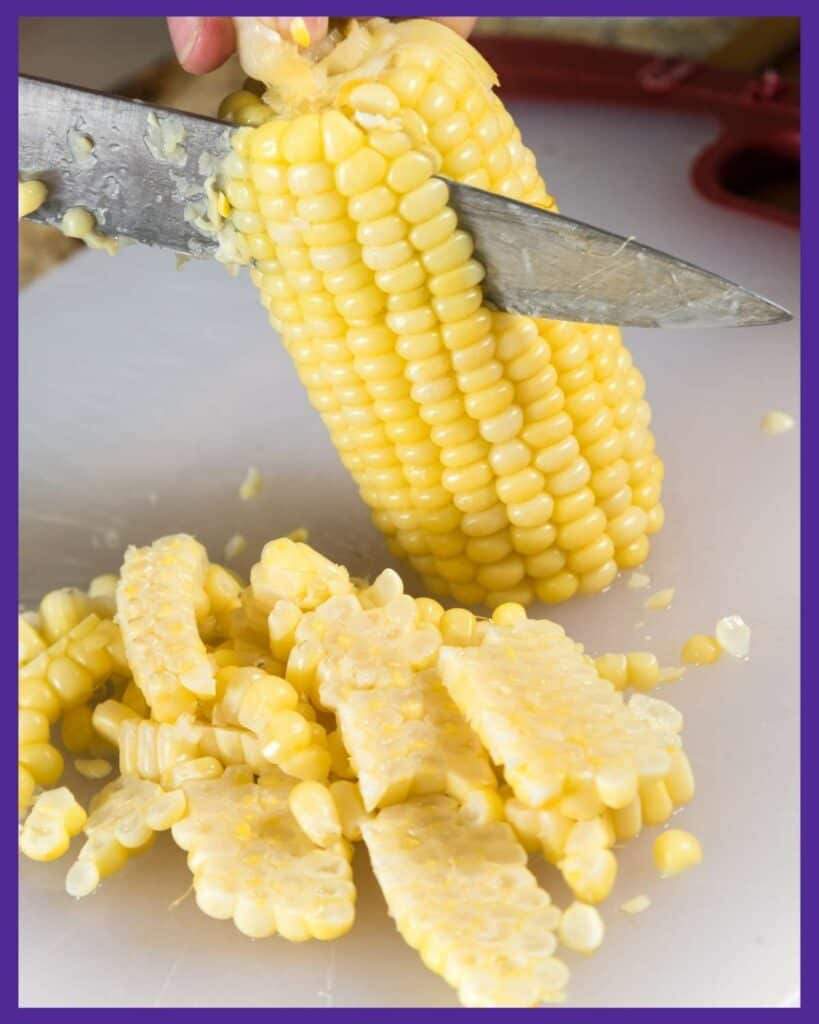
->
[682,632,721,666]
[626,652,660,692]
[91,699,142,745]
[558,847,618,904]
[329,780,369,841]
[19,178,47,218]
[627,572,651,590]
[20,787,86,862]
[557,902,605,954]
[288,780,343,847]
[621,894,651,914]
[74,758,113,780]
[653,829,703,878]
[644,587,674,611]
[238,465,263,500]
[19,615,46,666]
[224,533,247,562]
[657,666,686,684]
[715,615,751,658]
[594,653,628,690]
[761,410,795,435]
[60,705,95,754]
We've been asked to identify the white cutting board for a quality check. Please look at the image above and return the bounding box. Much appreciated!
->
[19,99,800,1008]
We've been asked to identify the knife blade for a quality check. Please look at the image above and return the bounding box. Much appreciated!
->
[18,74,791,328]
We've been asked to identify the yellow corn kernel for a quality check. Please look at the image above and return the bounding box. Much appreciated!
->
[238,465,263,500]
[19,764,36,815]
[459,785,505,825]
[563,816,615,855]
[626,652,660,692]
[19,741,64,787]
[20,787,87,862]
[19,707,50,746]
[276,744,332,782]
[665,750,695,805]
[639,780,674,826]
[171,766,355,940]
[19,615,46,666]
[557,902,605,955]
[288,780,343,847]
[60,705,95,755]
[653,829,703,878]
[74,758,113,780]
[19,178,47,218]
[327,729,356,779]
[621,894,651,914]
[761,409,795,435]
[117,534,214,718]
[681,634,721,666]
[91,699,142,745]
[439,607,476,646]
[268,599,303,661]
[39,588,91,644]
[88,574,119,617]
[611,796,642,842]
[558,847,618,904]
[644,587,674,611]
[415,596,445,626]
[19,678,61,724]
[161,755,224,790]
[329,780,369,841]
[593,653,628,690]
[491,601,527,626]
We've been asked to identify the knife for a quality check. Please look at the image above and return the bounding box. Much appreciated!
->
[18,74,790,328]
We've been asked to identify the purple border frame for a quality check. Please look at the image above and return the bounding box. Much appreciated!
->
[10,4,812,1018]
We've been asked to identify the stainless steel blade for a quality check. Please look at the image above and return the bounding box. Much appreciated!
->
[18,74,233,258]
[19,75,791,327]
[447,181,792,327]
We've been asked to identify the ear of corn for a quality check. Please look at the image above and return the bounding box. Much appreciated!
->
[362,795,568,1007]
[171,765,355,940]
[219,17,663,608]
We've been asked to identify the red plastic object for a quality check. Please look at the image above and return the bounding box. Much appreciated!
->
[472,36,800,229]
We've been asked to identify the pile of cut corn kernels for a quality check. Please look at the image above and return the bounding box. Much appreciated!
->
[20,533,713,1007]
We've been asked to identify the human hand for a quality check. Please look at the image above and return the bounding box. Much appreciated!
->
[167,16,477,74]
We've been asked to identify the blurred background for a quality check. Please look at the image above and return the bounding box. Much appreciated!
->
[18,16,800,288]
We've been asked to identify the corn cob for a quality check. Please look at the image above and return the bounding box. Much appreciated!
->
[439,620,694,901]
[362,795,568,1007]
[116,534,214,721]
[171,765,355,940]
[65,775,187,897]
[218,17,663,607]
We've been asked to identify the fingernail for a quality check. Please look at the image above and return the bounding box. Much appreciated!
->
[169,16,204,66]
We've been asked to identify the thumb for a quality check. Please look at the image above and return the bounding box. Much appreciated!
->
[167,17,236,74]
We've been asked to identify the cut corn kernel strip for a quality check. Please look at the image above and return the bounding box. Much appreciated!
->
[557,902,605,954]
[222,16,664,607]
[653,829,702,878]
[363,795,568,1007]
[20,787,86,862]
[292,591,492,809]
[117,534,214,719]
[65,775,187,897]
[439,620,686,814]
[171,766,355,940]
